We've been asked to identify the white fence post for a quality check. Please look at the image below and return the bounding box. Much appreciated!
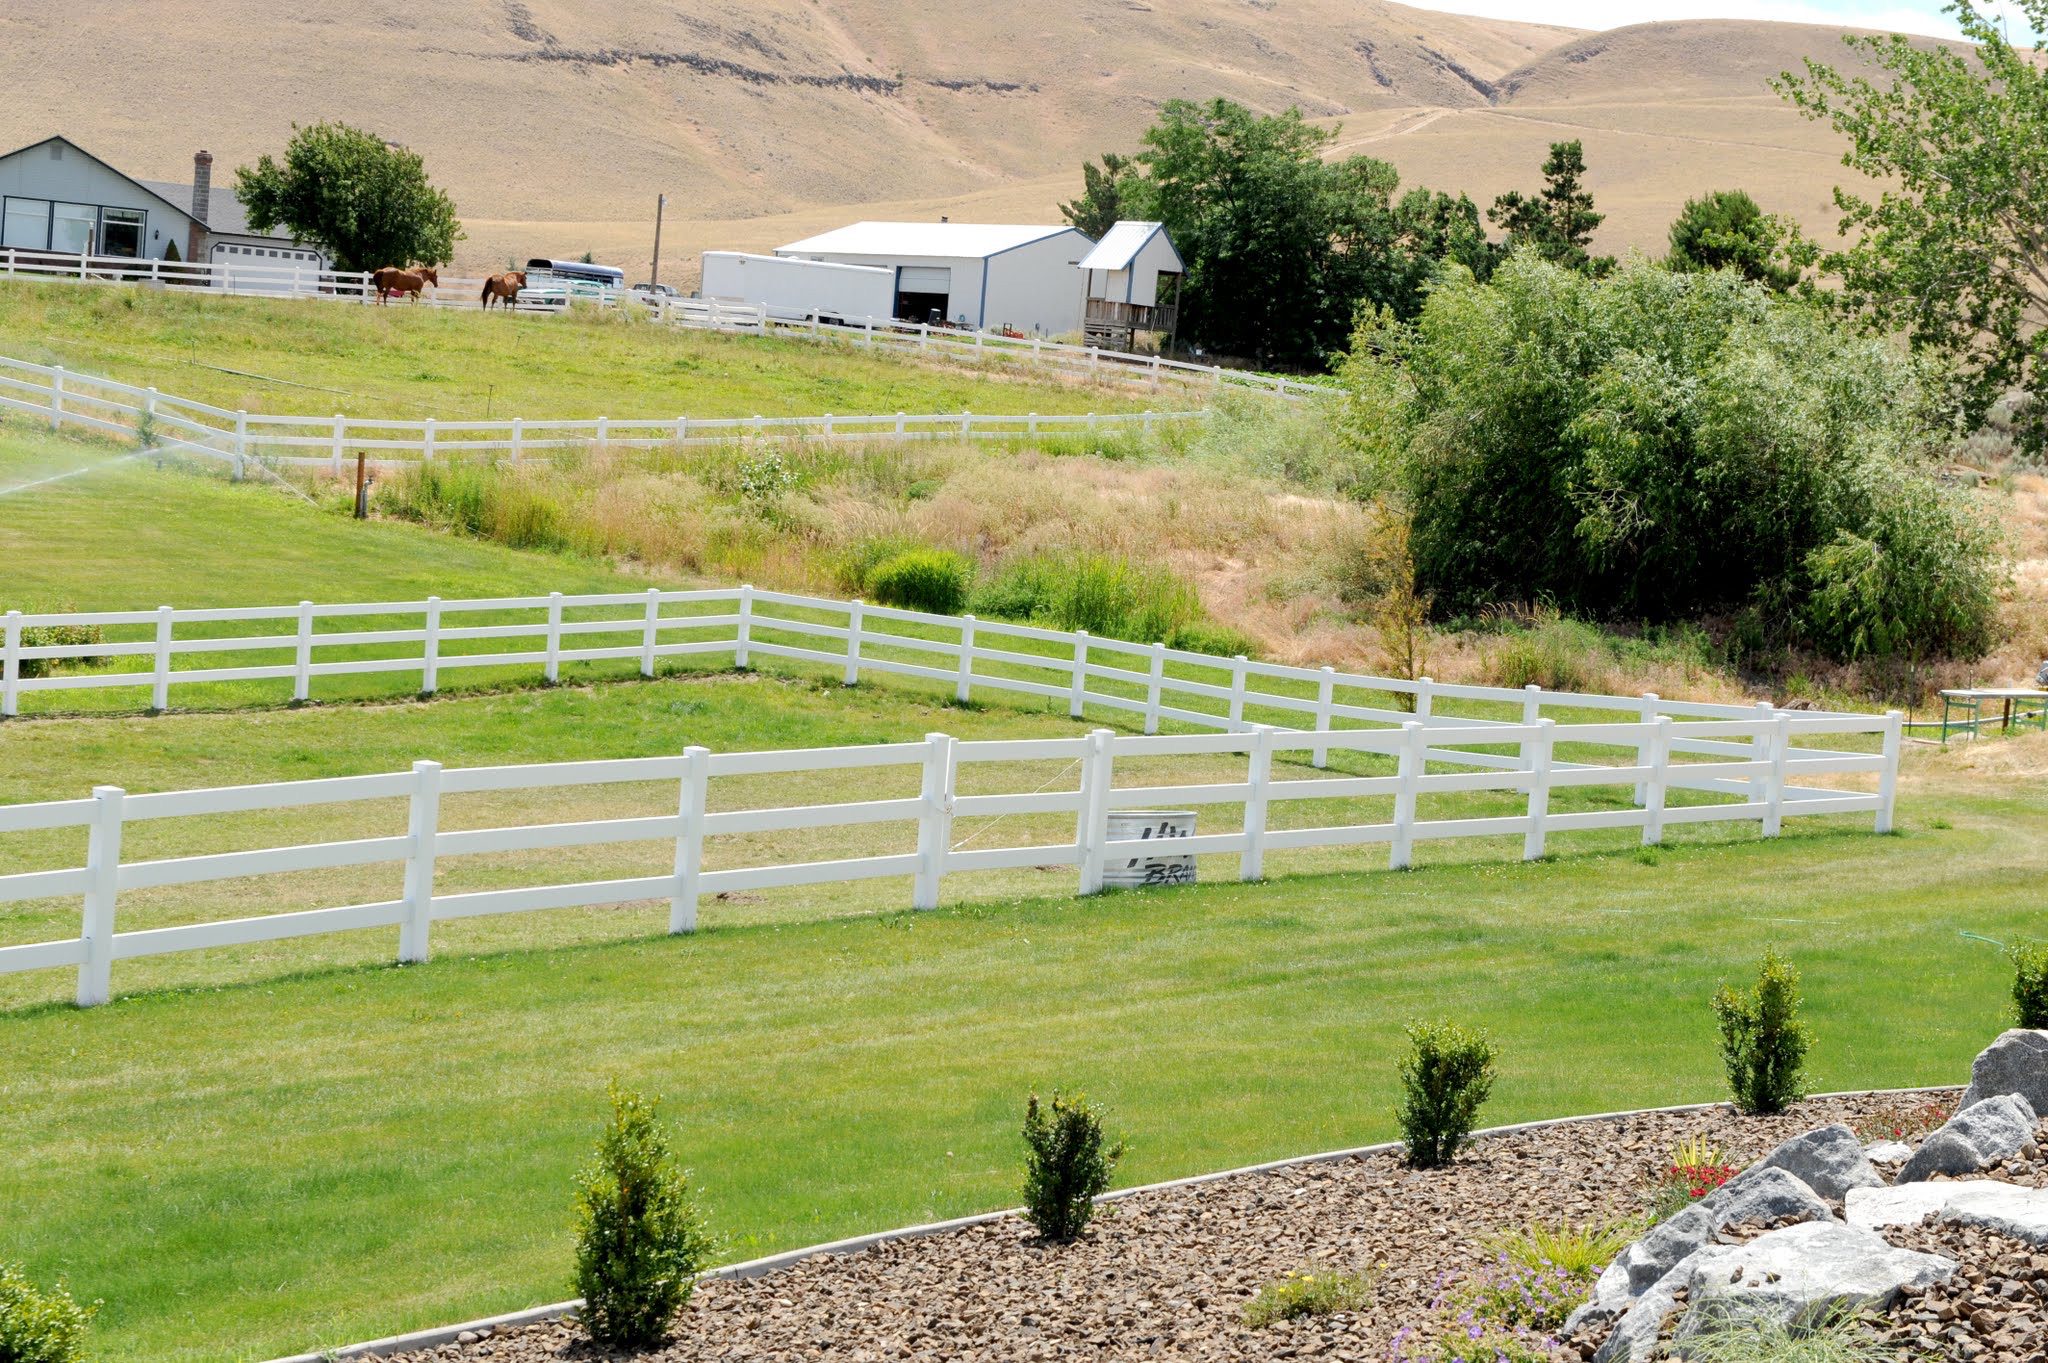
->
[1145,642,1166,735]
[293,600,314,702]
[844,600,864,685]
[77,784,126,1008]
[422,417,437,462]
[1390,721,1425,870]
[544,591,563,683]
[420,595,442,695]
[510,418,525,463]
[912,732,955,910]
[233,409,248,480]
[1313,666,1335,768]
[49,366,64,430]
[399,760,442,963]
[670,746,710,934]
[1877,709,1903,834]
[1750,700,1774,803]
[1522,684,1542,765]
[1069,630,1089,718]
[1415,675,1435,722]
[1077,728,1116,895]
[1764,713,1791,838]
[735,585,754,668]
[1642,715,1674,846]
[1523,718,1556,861]
[1635,693,1661,804]
[1228,655,1249,728]
[1,610,19,717]
[151,605,174,711]
[675,416,688,446]
[596,416,609,449]
[640,587,662,678]
[1240,725,1273,882]
[955,615,976,703]
[330,415,345,475]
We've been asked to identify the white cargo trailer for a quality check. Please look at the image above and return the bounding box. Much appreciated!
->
[699,251,893,325]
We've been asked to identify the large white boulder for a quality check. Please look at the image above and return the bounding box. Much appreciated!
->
[1750,1122,1884,1200]
[1670,1221,1956,1342]
[1898,1093,2037,1182]
[1959,1029,2048,1112]
[1847,1180,2048,1246]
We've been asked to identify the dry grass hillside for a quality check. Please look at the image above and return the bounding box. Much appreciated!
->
[0,3,1932,279]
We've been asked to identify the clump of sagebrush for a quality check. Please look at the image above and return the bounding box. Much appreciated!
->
[0,1262,96,1363]
[572,1083,712,1350]
[1020,1090,1124,1243]
[2010,940,2048,1029]
[1242,1267,1376,1327]
[1714,949,1811,1116]
[1396,1020,1497,1168]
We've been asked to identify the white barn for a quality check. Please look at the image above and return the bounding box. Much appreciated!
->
[773,222,1094,336]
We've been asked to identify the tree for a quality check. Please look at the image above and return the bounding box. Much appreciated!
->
[1060,152,1149,239]
[1666,190,1802,291]
[1777,1,2048,450]
[235,122,462,274]
[1489,141,1613,275]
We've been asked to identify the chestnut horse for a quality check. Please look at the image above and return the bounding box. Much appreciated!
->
[371,265,438,305]
[480,270,526,311]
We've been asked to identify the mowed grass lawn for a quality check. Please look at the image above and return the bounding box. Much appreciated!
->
[0,281,1157,420]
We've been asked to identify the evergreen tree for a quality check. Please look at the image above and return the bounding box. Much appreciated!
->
[1489,140,1612,275]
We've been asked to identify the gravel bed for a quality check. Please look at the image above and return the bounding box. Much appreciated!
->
[377,1092,1952,1363]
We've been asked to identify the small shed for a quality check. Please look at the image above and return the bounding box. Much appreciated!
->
[774,221,1094,336]
[1078,221,1183,350]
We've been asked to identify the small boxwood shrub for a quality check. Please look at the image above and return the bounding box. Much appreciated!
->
[16,620,105,681]
[1396,1019,1497,1168]
[1020,1090,1124,1243]
[1714,949,1811,1116]
[1243,1267,1375,1327]
[2010,941,2048,1029]
[865,548,972,615]
[0,1263,95,1363]
[572,1084,712,1350]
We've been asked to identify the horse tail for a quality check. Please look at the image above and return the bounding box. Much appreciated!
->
[481,276,494,308]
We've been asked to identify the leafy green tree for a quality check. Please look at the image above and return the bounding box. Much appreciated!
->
[1666,189,1802,291]
[1060,152,1150,239]
[235,122,462,273]
[1777,1,2048,450]
[572,1084,711,1349]
[1489,140,1613,275]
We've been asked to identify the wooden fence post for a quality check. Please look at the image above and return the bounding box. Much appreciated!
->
[1764,713,1791,838]
[913,732,955,910]
[293,600,314,702]
[1642,715,1674,846]
[1076,729,1116,895]
[670,746,710,933]
[1877,709,1903,834]
[640,587,662,678]
[1390,721,1425,871]
[399,760,442,963]
[1523,718,1556,862]
[1,610,19,717]
[544,591,563,683]
[77,784,125,1007]
[420,595,442,695]
[955,614,976,703]
[1144,642,1166,735]
[844,600,865,686]
[1069,630,1089,718]
[1313,666,1336,769]
[151,605,173,712]
[735,585,754,668]
[1240,725,1274,882]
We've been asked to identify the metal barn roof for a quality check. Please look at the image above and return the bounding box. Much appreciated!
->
[776,222,1084,260]
[1077,221,1180,273]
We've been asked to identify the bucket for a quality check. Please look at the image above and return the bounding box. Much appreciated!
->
[1103,810,1198,889]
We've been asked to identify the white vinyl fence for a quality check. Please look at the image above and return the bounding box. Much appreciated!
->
[0,586,1902,1006]
[0,247,1333,398]
[0,354,1196,470]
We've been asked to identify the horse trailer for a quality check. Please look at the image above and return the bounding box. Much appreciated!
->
[699,251,893,326]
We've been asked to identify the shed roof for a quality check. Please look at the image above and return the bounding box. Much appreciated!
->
[777,222,1085,260]
[1077,221,1181,273]
[137,179,265,238]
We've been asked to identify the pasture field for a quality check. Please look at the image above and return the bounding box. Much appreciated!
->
[0,282,1160,421]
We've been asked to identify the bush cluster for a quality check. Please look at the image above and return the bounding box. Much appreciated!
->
[15,621,105,681]
[572,1084,711,1350]
[1020,1090,1124,1243]
[1242,1268,1375,1327]
[0,1263,94,1363]
[2009,940,2048,1029]
[1396,1019,1497,1168]
[1713,949,1811,1116]
[862,548,973,615]
[969,551,1248,655]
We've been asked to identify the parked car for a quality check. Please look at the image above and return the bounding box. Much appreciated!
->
[631,282,680,301]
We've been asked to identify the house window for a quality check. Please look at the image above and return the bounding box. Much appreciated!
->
[2,197,49,250]
[99,208,144,259]
[51,202,95,254]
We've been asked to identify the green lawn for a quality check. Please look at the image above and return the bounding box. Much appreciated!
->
[0,282,1156,421]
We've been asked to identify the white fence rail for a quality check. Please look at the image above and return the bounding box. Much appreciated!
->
[0,247,1333,398]
[0,354,1197,470]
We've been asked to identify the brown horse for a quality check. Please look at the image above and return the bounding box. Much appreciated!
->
[480,270,526,311]
[371,265,438,305]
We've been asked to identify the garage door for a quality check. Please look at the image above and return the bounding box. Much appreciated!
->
[898,266,951,293]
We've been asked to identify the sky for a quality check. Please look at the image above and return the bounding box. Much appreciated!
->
[1402,0,2032,40]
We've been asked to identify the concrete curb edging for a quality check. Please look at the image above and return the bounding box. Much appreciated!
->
[259,1085,1957,1363]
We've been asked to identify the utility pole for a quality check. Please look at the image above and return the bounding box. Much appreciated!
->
[650,193,668,288]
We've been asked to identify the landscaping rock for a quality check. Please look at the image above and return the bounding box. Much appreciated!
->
[1590,1264,1689,1363]
[1959,1029,2048,1113]
[1750,1122,1884,1200]
[1898,1093,2038,1182]
[1850,1179,2048,1246]
[1669,1221,1956,1341]
[1845,1182,1973,1232]
[1863,1139,1914,1164]
[1695,1162,1836,1227]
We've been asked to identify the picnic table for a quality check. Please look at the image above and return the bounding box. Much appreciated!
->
[1938,688,2048,744]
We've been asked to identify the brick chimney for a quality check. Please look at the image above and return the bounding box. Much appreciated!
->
[187,150,213,264]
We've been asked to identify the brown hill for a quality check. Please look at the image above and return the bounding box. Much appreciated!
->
[0,4,1938,280]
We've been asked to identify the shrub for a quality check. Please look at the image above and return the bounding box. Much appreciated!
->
[1713,949,1811,1116]
[1020,1090,1124,1243]
[1648,1135,1740,1218]
[969,551,1208,645]
[1481,611,1606,692]
[15,619,106,681]
[833,535,923,595]
[1166,620,1259,658]
[0,1263,95,1363]
[1243,1267,1375,1327]
[1396,1020,1497,1168]
[865,548,972,615]
[1482,1221,1634,1280]
[1681,1305,1887,1363]
[572,1083,712,1350]
[2009,940,2048,1029]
